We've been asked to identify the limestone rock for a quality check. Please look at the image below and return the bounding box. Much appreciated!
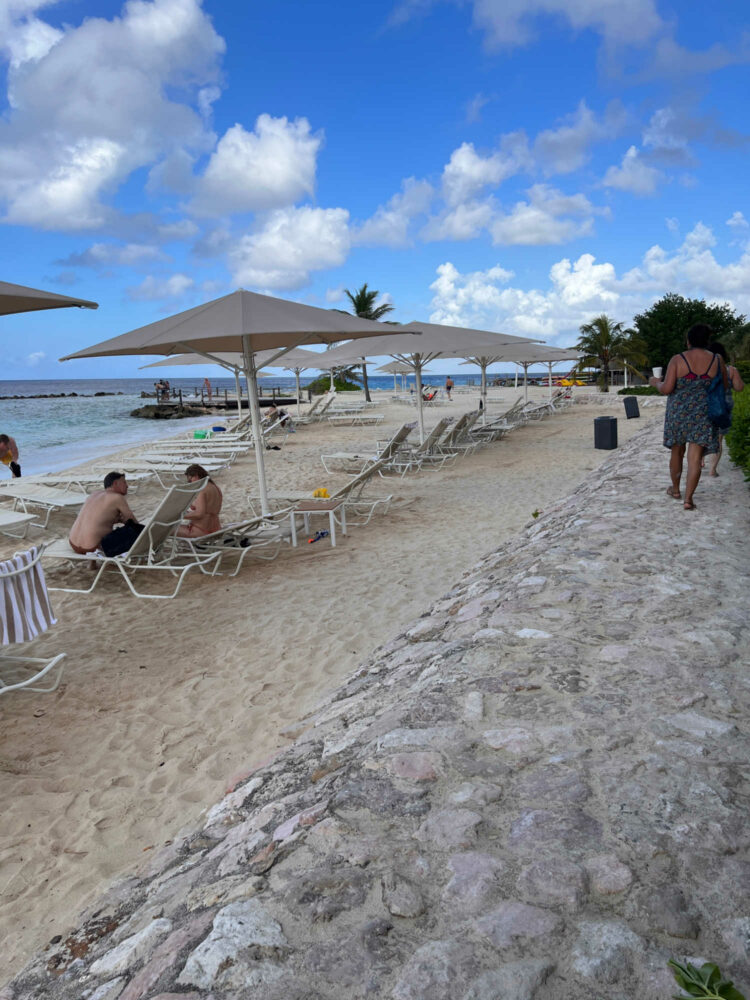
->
[177,900,287,989]
[475,902,563,949]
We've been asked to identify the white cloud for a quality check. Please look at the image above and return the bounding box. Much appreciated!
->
[491,184,601,245]
[602,146,662,195]
[429,224,750,343]
[190,115,322,216]
[0,0,224,229]
[534,101,605,175]
[727,211,748,229]
[469,0,663,48]
[441,134,529,206]
[421,199,495,242]
[466,92,492,123]
[228,206,351,290]
[26,350,45,366]
[127,273,195,300]
[57,242,168,268]
[354,178,434,247]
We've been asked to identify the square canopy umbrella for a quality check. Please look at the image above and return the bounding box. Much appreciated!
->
[376,359,434,392]
[459,344,582,412]
[318,320,539,442]
[1,280,98,315]
[61,288,417,514]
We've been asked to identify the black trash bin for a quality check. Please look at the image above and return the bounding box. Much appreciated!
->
[623,395,640,419]
[594,415,618,450]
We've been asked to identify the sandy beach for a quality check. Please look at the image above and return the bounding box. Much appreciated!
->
[0,388,661,980]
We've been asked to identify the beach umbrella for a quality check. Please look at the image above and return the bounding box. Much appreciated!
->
[318,321,538,442]
[460,344,581,415]
[376,360,433,392]
[254,347,324,418]
[0,280,98,316]
[61,288,415,514]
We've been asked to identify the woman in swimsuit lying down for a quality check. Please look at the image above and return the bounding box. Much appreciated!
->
[176,464,223,537]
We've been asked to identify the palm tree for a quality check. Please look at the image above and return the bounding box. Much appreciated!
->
[344,283,394,402]
[573,315,647,392]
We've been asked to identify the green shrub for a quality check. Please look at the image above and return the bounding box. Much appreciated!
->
[306,374,361,395]
[734,360,750,383]
[726,383,750,480]
[618,386,660,395]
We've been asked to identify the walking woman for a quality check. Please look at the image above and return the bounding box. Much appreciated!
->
[649,323,727,511]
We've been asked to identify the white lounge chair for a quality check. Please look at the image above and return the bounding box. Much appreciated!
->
[175,508,296,577]
[385,416,457,475]
[22,471,154,494]
[100,457,229,489]
[0,482,85,529]
[295,392,337,425]
[0,546,66,695]
[43,479,220,599]
[320,422,415,475]
[328,412,385,426]
[437,411,482,456]
[0,509,36,538]
[471,397,526,441]
[249,458,394,527]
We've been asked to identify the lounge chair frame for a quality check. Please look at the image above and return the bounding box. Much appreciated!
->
[0,546,66,695]
[44,480,220,599]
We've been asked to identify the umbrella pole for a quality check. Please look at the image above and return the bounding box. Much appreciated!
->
[481,363,487,424]
[548,362,553,401]
[514,366,519,389]
[242,335,270,517]
[414,363,426,443]
[233,369,242,422]
[523,363,529,403]
[295,370,302,418]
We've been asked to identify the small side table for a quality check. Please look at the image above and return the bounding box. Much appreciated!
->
[291,499,347,547]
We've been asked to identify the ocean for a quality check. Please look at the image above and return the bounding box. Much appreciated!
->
[0,373,518,475]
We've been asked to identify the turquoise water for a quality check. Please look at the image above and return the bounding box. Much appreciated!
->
[0,374,512,475]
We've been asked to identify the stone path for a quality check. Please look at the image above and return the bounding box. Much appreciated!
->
[5,421,749,1000]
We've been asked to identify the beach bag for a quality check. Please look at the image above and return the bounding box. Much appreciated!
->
[707,373,731,430]
[100,519,144,557]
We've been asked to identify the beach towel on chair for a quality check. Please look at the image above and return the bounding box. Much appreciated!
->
[0,546,56,645]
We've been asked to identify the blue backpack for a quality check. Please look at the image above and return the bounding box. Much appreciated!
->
[707,369,731,430]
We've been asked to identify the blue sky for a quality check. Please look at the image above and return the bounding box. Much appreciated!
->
[1,0,749,378]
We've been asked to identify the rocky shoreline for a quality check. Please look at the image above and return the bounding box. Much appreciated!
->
[5,421,749,1000]
[0,392,124,399]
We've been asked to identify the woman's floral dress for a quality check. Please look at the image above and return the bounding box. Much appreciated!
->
[663,354,719,454]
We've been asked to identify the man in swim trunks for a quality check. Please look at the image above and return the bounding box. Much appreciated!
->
[0,434,21,477]
[69,472,139,554]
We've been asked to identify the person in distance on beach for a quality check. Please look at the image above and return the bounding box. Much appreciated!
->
[176,464,222,537]
[703,341,745,478]
[69,472,140,554]
[445,375,454,399]
[0,433,21,477]
[649,323,727,511]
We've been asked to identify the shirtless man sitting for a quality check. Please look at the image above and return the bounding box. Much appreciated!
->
[69,472,138,554]
[176,464,222,537]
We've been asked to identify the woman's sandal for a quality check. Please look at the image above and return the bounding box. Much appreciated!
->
[666,487,681,499]
[683,500,696,511]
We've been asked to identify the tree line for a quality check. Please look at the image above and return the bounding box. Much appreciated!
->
[573,294,749,391]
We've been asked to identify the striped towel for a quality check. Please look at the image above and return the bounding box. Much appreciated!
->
[0,547,57,646]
